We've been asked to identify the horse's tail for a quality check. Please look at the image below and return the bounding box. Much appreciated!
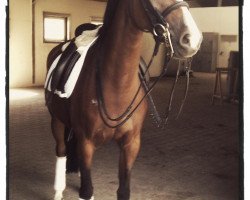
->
[64,127,79,173]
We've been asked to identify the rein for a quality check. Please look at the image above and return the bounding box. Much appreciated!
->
[96,0,191,128]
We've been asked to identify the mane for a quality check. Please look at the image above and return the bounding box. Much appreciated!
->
[97,0,119,38]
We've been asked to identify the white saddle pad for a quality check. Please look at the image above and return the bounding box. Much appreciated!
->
[44,27,100,98]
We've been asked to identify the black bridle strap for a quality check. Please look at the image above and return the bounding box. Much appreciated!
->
[140,0,167,27]
[162,1,189,18]
[95,40,165,128]
[140,0,189,30]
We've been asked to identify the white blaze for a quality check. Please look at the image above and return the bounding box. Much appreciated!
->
[182,7,202,51]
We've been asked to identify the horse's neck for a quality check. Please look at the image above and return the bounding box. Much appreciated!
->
[101,3,143,91]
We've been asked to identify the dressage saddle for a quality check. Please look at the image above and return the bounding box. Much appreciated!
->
[50,23,99,93]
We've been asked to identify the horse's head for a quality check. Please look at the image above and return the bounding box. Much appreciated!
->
[133,0,203,58]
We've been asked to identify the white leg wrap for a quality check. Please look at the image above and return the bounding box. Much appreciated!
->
[54,156,66,192]
[54,190,64,200]
[79,196,94,200]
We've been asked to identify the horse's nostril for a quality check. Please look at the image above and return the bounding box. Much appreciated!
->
[182,34,190,45]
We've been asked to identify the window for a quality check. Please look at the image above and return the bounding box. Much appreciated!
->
[43,12,70,43]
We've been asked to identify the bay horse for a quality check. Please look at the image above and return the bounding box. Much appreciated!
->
[46,0,202,199]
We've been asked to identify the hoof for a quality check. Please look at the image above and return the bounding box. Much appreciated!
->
[79,196,94,200]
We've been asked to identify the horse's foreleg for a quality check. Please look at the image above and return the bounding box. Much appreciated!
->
[78,139,95,200]
[51,117,66,200]
[116,133,141,200]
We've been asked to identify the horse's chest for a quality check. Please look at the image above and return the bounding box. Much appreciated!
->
[92,127,115,146]
[91,122,135,147]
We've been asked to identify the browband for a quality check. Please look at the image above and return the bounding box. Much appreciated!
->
[162,1,189,18]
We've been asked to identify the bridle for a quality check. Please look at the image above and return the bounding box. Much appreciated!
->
[128,0,190,64]
[141,0,189,27]
[96,0,191,128]
[130,0,189,32]
[141,0,189,56]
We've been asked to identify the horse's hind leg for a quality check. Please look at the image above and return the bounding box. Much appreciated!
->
[51,117,66,200]
[116,132,141,200]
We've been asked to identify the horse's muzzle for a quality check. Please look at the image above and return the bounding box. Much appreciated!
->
[178,29,203,58]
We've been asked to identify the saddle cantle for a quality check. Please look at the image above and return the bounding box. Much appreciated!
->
[75,23,99,37]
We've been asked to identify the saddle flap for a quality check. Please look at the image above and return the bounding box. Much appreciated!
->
[45,26,100,99]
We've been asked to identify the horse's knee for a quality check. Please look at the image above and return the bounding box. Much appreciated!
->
[51,117,66,156]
